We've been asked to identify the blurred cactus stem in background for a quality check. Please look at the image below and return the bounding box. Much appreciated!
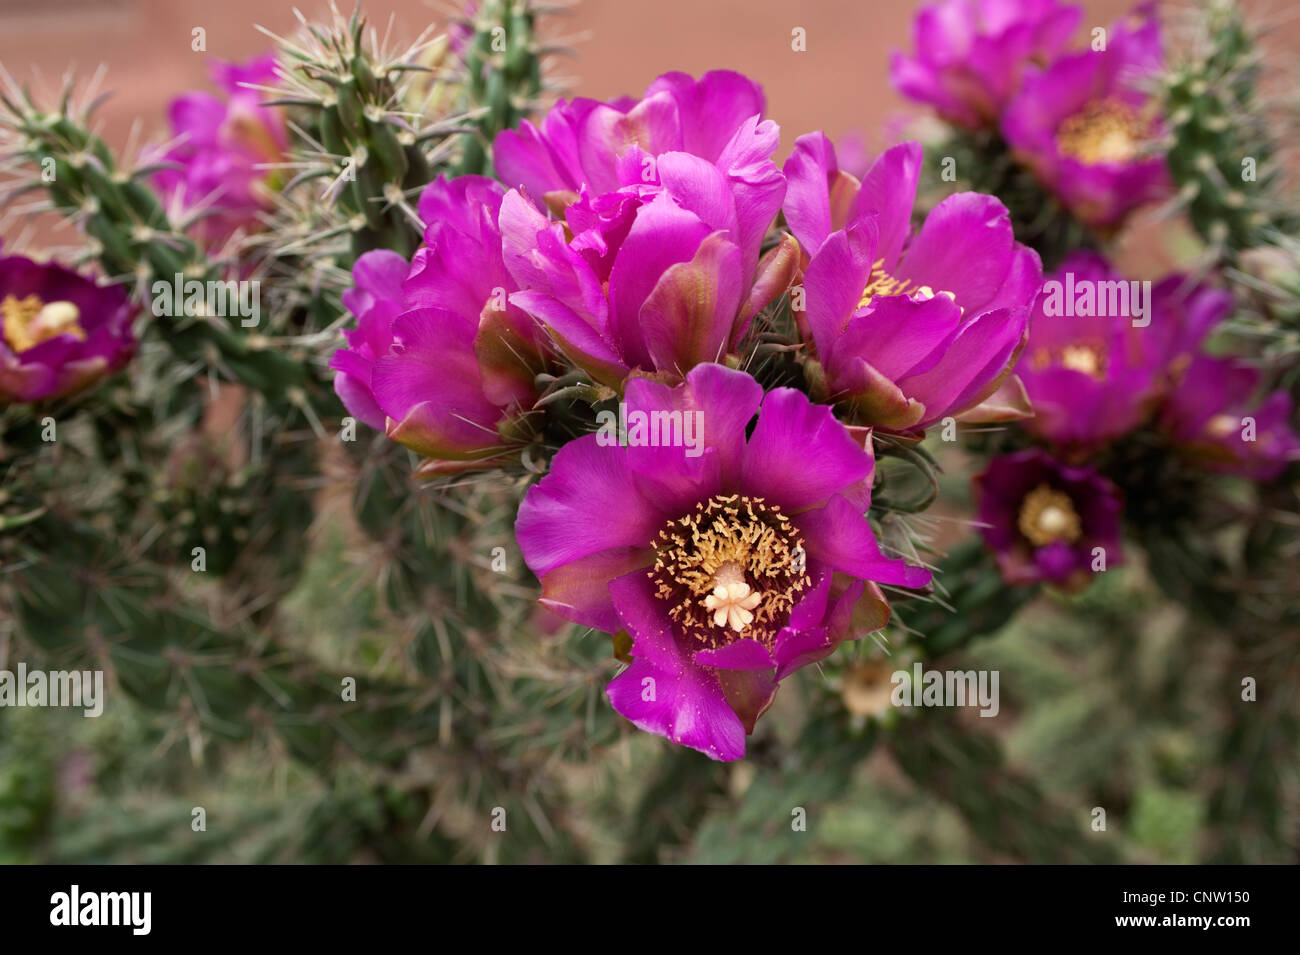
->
[1159,0,1297,263]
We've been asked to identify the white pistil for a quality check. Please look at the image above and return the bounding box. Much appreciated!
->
[704,580,763,633]
[32,301,83,339]
[1037,505,1072,537]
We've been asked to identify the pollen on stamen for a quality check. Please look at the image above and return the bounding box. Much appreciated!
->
[1017,484,1083,547]
[648,494,811,649]
[858,259,960,314]
[1056,99,1148,165]
[1,295,86,354]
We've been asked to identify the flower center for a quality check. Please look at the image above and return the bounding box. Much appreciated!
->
[1059,344,1105,378]
[1,294,85,354]
[649,494,811,650]
[858,259,957,311]
[1017,484,1082,547]
[1056,100,1146,164]
[1205,414,1239,439]
[1030,342,1108,380]
[841,659,895,718]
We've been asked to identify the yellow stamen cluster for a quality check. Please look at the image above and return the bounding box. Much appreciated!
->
[1060,344,1105,378]
[1205,414,1240,439]
[2,294,86,354]
[854,260,960,336]
[1029,342,1109,380]
[1017,484,1083,547]
[650,494,811,649]
[858,258,958,311]
[1056,99,1146,164]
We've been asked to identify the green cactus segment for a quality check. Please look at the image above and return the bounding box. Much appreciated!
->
[0,96,310,400]
[5,511,440,768]
[890,709,1119,863]
[455,0,546,177]
[266,7,444,266]
[1160,0,1298,259]
[0,709,56,863]
[261,0,556,295]
[896,537,1038,657]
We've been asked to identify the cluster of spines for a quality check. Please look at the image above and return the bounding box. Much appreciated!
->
[452,0,554,176]
[258,0,564,298]
[257,3,456,274]
[1158,0,1298,261]
[0,69,315,403]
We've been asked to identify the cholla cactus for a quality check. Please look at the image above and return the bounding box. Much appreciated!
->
[6,0,1298,868]
[452,0,557,176]
[0,74,313,402]
[257,4,460,274]
[258,0,560,301]
[1159,0,1298,262]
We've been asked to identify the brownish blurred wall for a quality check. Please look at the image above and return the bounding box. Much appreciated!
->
[3,0,1293,160]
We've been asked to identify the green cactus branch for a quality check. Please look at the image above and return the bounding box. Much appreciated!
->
[1160,0,1299,261]
[0,94,315,403]
[890,709,1120,863]
[4,511,443,769]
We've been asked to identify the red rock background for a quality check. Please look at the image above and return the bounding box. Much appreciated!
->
[2,0,1294,158]
[1,0,1294,266]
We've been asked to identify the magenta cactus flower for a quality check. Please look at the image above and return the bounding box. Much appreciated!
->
[331,249,406,433]
[1160,356,1299,481]
[151,55,287,245]
[1001,5,1171,228]
[831,132,874,182]
[496,84,792,389]
[1018,251,1231,452]
[974,448,1124,588]
[515,362,931,760]
[331,176,552,474]
[784,136,1041,434]
[891,0,1082,129]
[493,70,771,204]
[0,250,135,405]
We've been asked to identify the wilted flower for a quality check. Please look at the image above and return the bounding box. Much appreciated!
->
[974,448,1124,588]
[839,658,900,722]
[785,136,1041,434]
[1017,251,1231,452]
[1001,5,1170,228]
[151,55,287,244]
[331,176,552,474]
[495,71,793,389]
[515,363,930,760]
[891,0,1081,129]
[1159,355,1298,481]
[0,249,135,405]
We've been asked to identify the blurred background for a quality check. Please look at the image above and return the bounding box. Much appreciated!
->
[1,0,1297,863]
[5,0,1296,267]
[5,0,1295,162]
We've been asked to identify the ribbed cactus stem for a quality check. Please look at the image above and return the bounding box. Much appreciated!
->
[0,94,314,401]
[1160,0,1298,259]
[455,0,546,176]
